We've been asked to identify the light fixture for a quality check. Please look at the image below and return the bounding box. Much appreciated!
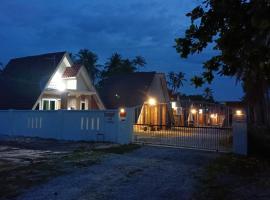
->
[120,108,125,114]
[199,109,203,114]
[171,102,177,110]
[210,113,217,118]
[191,109,197,114]
[57,81,66,92]
[148,97,157,106]
[235,109,243,116]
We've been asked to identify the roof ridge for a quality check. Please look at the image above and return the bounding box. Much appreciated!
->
[10,51,67,61]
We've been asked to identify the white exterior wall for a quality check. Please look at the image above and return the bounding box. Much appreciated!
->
[0,109,133,144]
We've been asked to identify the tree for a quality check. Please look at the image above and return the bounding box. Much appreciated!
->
[101,53,146,80]
[167,71,186,95]
[174,0,270,126]
[75,49,100,84]
[203,87,214,102]
[0,62,3,75]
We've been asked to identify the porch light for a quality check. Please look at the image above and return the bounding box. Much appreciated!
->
[235,109,243,116]
[148,97,157,106]
[119,107,127,119]
[210,113,217,118]
[199,109,203,114]
[171,102,177,110]
[120,108,125,114]
[190,109,197,114]
[55,78,66,92]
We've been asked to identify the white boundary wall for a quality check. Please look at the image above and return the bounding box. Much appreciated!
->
[0,109,134,144]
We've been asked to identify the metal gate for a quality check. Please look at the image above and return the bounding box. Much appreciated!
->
[133,124,233,152]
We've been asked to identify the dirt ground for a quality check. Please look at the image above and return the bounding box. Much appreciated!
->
[0,135,269,200]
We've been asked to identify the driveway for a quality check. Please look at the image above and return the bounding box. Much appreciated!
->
[17,146,219,200]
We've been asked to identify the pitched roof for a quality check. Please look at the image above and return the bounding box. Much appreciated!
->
[62,64,82,78]
[99,72,156,109]
[0,52,66,109]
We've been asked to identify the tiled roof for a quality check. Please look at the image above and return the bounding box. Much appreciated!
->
[62,64,82,78]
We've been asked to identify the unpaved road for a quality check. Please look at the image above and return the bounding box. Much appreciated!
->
[17,146,218,200]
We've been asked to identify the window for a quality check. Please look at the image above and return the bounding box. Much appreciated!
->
[42,99,57,110]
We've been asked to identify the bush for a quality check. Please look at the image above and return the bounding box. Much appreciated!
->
[248,126,270,158]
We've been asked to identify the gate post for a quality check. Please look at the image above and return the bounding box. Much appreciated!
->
[116,108,134,144]
[232,109,247,155]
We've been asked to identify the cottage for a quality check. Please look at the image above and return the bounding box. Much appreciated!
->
[99,72,173,125]
[0,52,104,110]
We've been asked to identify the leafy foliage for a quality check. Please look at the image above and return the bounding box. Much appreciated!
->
[101,53,146,80]
[75,49,101,84]
[175,0,270,91]
[167,71,186,95]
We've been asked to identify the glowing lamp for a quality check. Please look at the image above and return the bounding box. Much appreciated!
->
[199,109,203,114]
[235,110,243,116]
[148,97,157,106]
[171,102,177,110]
[210,113,217,118]
[57,82,66,92]
[190,109,197,114]
[119,108,126,118]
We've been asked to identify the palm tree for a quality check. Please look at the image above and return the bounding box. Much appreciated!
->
[76,49,100,84]
[203,87,214,102]
[167,72,186,94]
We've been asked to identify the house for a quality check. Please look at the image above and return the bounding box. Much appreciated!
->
[99,72,173,126]
[0,52,104,110]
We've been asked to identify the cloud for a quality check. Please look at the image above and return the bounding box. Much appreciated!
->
[0,0,243,100]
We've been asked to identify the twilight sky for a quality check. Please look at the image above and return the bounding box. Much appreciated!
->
[0,0,243,101]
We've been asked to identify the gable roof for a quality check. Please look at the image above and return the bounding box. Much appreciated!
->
[62,64,82,78]
[99,72,156,109]
[0,52,66,109]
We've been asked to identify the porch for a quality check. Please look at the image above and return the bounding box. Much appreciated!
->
[36,89,100,110]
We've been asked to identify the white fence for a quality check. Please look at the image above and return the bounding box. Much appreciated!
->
[0,109,134,144]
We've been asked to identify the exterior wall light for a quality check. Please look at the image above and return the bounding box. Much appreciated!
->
[210,113,217,118]
[148,97,157,106]
[57,81,66,92]
[171,102,177,110]
[191,109,197,114]
[119,107,127,120]
[199,109,203,114]
[235,109,243,116]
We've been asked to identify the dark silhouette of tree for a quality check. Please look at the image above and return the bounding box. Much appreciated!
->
[101,53,146,80]
[167,72,186,95]
[174,0,270,126]
[75,49,100,84]
[203,87,214,102]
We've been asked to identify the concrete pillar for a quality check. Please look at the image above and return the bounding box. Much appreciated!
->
[232,108,248,155]
[116,108,134,144]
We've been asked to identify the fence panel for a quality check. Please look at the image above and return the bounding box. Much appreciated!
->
[133,124,232,152]
[0,110,133,144]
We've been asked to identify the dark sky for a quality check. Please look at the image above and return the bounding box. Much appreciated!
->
[0,0,243,101]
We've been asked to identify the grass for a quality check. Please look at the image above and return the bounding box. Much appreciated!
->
[194,154,270,200]
[93,144,141,154]
[0,143,140,200]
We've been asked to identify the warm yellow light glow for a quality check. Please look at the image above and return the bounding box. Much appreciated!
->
[199,109,203,114]
[120,108,125,114]
[148,97,157,106]
[210,113,217,118]
[236,110,243,116]
[171,102,177,110]
[191,109,197,114]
